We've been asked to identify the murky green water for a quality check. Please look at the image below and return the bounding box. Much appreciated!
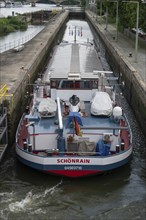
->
[0,139,146,220]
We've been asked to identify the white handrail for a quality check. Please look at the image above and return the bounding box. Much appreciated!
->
[57,97,63,130]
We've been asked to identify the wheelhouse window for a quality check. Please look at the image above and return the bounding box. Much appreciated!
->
[51,79,99,89]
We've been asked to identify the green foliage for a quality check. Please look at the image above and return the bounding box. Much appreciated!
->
[119,1,146,32]
[0,16,27,35]
[52,10,59,14]
[94,0,146,32]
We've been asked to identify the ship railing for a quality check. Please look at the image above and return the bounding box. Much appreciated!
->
[80,126,129,130]
[123,113,132,143]
[15,113,26,143]
[45,149,129,156]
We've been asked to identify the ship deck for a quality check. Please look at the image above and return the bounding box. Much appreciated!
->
[26,101,121,135]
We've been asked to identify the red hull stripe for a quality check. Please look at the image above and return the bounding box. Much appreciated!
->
[44,170,103,178]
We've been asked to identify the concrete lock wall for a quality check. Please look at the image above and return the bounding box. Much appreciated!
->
[85,12,146,137]
[8,11,69,145]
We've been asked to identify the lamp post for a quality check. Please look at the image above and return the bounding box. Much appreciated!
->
[31,122,35,151]
[100,0,102,16]
[123,1,139,62]
[115,0,119,41]
[105,5,108,31]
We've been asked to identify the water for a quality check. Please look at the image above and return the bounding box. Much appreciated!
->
[0,139,146,220]
[0,4,59,18]
[0,4,61,53]
[0,25,45,53]
[0,18,146,220]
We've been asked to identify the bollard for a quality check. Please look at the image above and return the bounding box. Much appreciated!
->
[121,142,125,151]
[116,145,120,153]
[28,144,32,152]
[23,142,28,150]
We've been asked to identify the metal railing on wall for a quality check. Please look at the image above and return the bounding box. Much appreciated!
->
[0,10,66,54]
[0,28,45,53]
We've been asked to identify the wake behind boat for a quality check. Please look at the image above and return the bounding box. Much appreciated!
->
[15,22,132,178]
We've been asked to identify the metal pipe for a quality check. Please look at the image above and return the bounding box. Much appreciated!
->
[100,0,102,16]
[116,0,119,41]
[26,122,35,150]
[32,125,35,151]
[105,6,108,31]
[81,126,128,130]
[57,97,63,130]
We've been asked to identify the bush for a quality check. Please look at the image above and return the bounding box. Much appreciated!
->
[0,16,28,35]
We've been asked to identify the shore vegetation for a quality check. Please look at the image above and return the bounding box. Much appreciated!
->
[0,16,27,36]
